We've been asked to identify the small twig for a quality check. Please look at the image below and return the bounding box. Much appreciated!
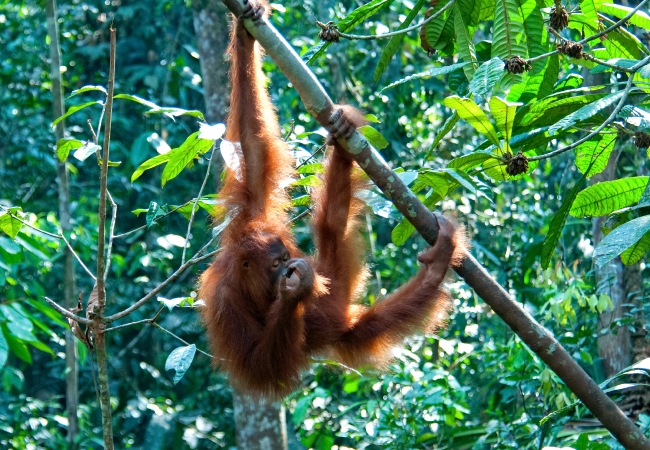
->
[529,55,650,161]
[61,234,97,281]
[288,207,312,224]
[87,119,98,144]
[296,143,326,169]
[319,0,455,41]
[113,202,191,239]
[527,0,649,65]
[181,144,217,265]
[105,305,167,333]
[282,119,295,141]
[151,323,213,358]
[104,190,117,279]
[44,296,92,325]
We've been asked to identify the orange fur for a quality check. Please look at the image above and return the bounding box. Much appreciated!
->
[198,2,464,398]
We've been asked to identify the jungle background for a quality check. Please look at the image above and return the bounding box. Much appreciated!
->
[2,0,650,448]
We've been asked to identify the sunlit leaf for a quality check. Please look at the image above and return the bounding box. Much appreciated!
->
[358,125,389,150]
[570,176,649,217]
[55,138,83,162]
[165,344,197,384]
[162,132,213,186]
[52,101,102,127]
[595,215,650,267]
[443,96,500,147]
[468,58,504,98]
[548,90,628,135]
[574,130,617,177]
[379,63,468,93]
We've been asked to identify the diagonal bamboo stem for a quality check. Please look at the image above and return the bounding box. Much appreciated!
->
[218,1,650,447]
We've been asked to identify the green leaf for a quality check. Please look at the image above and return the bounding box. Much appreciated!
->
[291,175,322,187]
[488,97,520,150]
[146,201,167,228]
[591,58,640,74]
[67,85,107,98]
[358,125,389,150]
[620,228,650,265]
[378,63,468,93]
[541,174,588,268]
[55,138,83,162]
[600,3,650,30]
[518,0,547,73]
[443,96,500,147]
[146,107,205,121]
[52,101,102,126]
[162,132,213,186]
[574,130,617,177]
[292,195,311,207]
[447,152,495,171]
[391,219,415,246]
[0,330,7,368]
[594,215,650,268]
[114,93,160,110]
[604,30,644,60]
[297,163,324,174]
[418,171,452,196]
[306,0,394,63]
[579,0,603,29]
[0,209,23,240]
[515,93,606,129]
[426,112,460,157]
[3,326,31,364]
[131,152,172,182]
[453,3,479,81]
[374,0,426,82]
[468,58,505,98]
[165,344,197,384]
[570,176,649,217]
[491,0,528,63]
[548,90,627,135]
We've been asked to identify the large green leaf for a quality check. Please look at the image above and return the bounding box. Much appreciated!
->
[161,132,213,186]
[604,30,644,60]
[574,130,617,178]
[489,97,520,150]
[579,0,603,29]
[426,112,460,157]
[570,176,649,217]
[454,3,478,80]
[468,58,505,98]
[0,208,23,240]
[515,93,606,129]
[491,0,527,59]
[391,218,416,246]
[600,3,650,31]
[443,96,501,147]
[541,174,588,268]
[52,101,102,127]
[374,0,426,82]
[423,1,454,51]
[379,63,468,93]
[517,0,547,73]
[594,215,650,267]
[620,228,650,265]
[131,152,172,182]
[447,152,495,171]
[509,54,559,103]
[548,90,627,135]
[55,138,84,162]
[358,126,389,150]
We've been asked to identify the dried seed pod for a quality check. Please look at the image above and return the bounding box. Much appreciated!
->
[634,131,650,149]
[317,21,341,43]
[506,151,530,176]
[504,56,531,74]
[557,41,584,59]
[549,3,569,31]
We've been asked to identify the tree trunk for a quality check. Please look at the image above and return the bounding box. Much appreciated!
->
[192,2,288,448]
[233,390,288,450]
[45,1,80,447]
[591,153,631,377]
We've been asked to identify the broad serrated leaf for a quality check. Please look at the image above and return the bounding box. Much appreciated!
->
[52,101,102,127]
[447,152,495,171]
[374,0,426,82]
[600,3,650,30]
[570,176,649,217]
[379,63,468,93]
[162,132,213,186]
[518,0,547,73]
[0,209,23,240]
[306,0,394,63]
[489,97,520,149]
[67,85,107,98]
[165,344,197,384]
[453,3,478,80]
[55,138,83,162]
[425,112,460,157]
[358,125,389,150]
[595,215,650,268]
[468,58,505,98]
[574,130,617,177]
[491,0,528,60]
[443,96,501,147]
[548,90,627,135]
[620,228,650,265]
[131,152,172,182]
[391,218,415,246]
[541,174,588,268]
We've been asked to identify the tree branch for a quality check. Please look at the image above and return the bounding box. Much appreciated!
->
[219,1,650,447]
